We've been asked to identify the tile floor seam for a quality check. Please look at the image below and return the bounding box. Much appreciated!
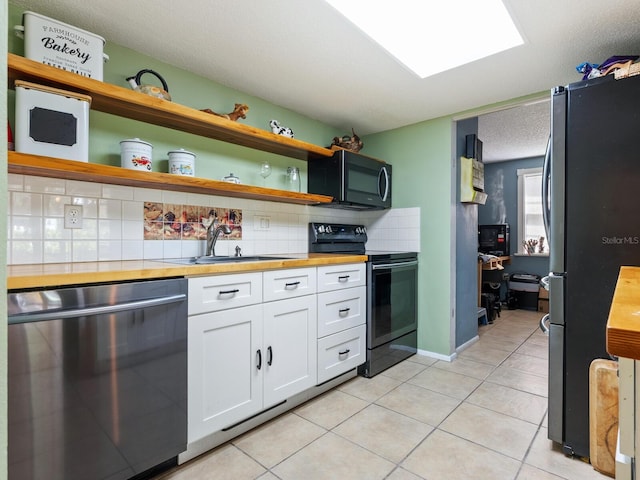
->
[251,429,334,478]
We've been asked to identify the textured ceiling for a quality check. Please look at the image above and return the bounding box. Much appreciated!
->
[8,0,640,156]
[478,100,550,162]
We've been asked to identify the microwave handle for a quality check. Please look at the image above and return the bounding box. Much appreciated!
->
[379,166,390,202]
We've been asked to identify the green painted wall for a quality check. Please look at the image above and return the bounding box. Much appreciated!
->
[363,118,455,355]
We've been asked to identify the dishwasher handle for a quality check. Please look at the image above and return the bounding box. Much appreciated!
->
[8,293,187,325]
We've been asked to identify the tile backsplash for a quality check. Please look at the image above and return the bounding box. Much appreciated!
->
[7,174,421,265]
[143,202,243,241]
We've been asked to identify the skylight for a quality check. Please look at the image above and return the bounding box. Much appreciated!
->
[324,0,524,78]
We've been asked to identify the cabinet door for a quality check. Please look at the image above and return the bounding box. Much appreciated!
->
[188,304,263,442]
[262,295,317,407]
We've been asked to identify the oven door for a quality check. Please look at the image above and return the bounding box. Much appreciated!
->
[367,259,418,347]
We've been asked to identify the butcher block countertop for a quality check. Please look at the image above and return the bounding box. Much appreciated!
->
[607,266,640,360]
[7,253,368,290]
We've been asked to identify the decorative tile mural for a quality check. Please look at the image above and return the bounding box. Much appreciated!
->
[143,202,243,241]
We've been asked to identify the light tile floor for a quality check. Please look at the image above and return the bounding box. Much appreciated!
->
[156,309,609,480]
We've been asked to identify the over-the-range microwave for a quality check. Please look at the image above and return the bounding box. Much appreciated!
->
[308,149,392,210]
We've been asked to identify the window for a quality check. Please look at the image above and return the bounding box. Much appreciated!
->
[517,167,548,255]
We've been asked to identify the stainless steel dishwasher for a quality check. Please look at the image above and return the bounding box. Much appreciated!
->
[7,277,188,480]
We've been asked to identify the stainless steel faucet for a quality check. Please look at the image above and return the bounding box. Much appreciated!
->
[206,223,232,256]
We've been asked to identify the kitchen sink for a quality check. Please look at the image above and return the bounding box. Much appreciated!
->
[162,255,292,265]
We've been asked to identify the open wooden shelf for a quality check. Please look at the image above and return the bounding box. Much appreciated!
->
[7,53,334,161]
[8,151,334,205]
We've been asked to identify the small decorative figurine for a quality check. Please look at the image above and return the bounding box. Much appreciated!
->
[201,103,249,121]
[330,128,363,152]
[269,119,294,138]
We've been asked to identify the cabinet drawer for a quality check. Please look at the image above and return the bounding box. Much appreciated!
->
[317,286,366,338]
[263,267,317,302]
[317,263,366,292]
[317,324,366,384]
[188,272,263,315]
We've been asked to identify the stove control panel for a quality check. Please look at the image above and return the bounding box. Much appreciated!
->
[309,223,367,241]
[308,223,367,253]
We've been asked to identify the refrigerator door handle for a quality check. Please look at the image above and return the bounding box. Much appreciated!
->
[539,313,550,334]
[542,135,551,241]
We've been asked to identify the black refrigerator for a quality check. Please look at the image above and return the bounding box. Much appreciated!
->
[544,72,640,459]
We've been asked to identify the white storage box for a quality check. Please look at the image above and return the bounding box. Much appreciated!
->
[15,11,109,80]
[15,80,91,162]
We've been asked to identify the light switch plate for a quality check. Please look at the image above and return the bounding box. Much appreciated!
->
[254,215,270,230]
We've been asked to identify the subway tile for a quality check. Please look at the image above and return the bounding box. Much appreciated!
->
[122,240,144,260]
[66,179,100,197]
[12,240,43,264]
[43,218,71,240]
[102,184,134,200]
[99,199,122,219]
[12,192,43,216]
[43,195,71,217]
[99,219,123,240]
[7,174,23,191]
[43,241,72,264]
[24,176,65,194]
[98,240,123,261]
[72,241,98,262]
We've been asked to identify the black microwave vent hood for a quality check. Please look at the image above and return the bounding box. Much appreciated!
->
[308,149,392,210]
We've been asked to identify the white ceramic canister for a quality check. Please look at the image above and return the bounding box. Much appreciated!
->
[168,148,196,176]
[120,138,153,171]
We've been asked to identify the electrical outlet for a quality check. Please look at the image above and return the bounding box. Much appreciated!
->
[64,204,83,229]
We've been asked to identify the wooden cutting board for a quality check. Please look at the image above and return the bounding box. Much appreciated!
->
[589,358,618,477]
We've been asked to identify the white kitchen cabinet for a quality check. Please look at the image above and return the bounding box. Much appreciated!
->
[188,303,263,442]
[187,269,317,443]
[316,263,367,382]
[263,295,317,406]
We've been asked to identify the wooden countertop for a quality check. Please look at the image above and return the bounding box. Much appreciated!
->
[7,253,368,290]
[606,266,640,360]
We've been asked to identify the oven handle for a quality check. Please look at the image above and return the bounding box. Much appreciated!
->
[8,294,187,325]
[371,260,418,270]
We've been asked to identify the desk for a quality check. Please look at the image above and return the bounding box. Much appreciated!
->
[477,256,510,306]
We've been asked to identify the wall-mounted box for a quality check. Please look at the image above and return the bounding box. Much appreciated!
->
[460,156,487,204]
[15,80,91,162]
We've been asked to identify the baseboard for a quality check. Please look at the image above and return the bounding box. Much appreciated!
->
[416,348,457,363]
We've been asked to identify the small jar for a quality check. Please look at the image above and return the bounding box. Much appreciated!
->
[120,138,153,171]
[222,173,241,184]
[168,148,195,176]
